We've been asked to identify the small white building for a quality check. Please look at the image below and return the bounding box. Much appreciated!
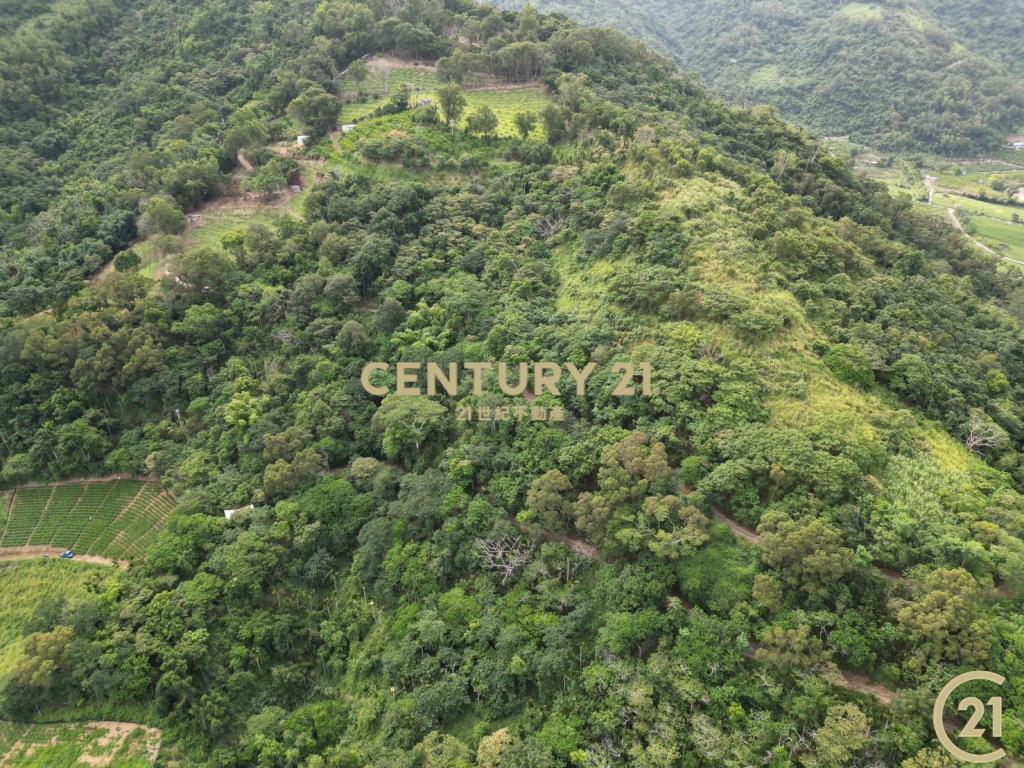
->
[340,124,356,134]
[223,504,254,521]
[296,134,310,148]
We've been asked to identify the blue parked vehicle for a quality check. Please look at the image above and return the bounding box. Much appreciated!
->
[60,550,74,559]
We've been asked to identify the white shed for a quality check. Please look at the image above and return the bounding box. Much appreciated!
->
[223,504,254,520]
[340,124,356,134]
[296,134,310,148]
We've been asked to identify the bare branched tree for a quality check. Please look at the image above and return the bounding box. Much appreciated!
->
[697,340,721,362]
[475,535,534,584]
[964,408,1007,454]
[536,215,565,237]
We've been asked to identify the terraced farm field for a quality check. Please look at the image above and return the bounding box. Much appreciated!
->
[0,720,160,767]
[0,480,175,561]
[337,57,550,136]
[338,59,442,102]
[462,87,549,138]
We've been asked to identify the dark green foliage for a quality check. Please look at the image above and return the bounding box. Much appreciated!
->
[823,343,875,388]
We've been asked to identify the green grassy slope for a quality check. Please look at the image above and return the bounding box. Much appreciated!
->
[0,560,113,682]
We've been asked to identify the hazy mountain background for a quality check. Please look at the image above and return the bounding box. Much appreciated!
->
[491,0,1024,154]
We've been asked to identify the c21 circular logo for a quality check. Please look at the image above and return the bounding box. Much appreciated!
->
[932,670,1006,763]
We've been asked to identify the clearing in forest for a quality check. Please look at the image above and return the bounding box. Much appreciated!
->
[337,56,549,137]
[0,719,160,767]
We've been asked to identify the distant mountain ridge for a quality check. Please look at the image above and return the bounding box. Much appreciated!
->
[490,0,1024,155]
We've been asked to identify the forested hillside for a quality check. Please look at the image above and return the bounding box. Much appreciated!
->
[3,0,1024,766]
[490,0,1024,155]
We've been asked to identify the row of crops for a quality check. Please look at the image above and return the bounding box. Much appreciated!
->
[0,480,176,560]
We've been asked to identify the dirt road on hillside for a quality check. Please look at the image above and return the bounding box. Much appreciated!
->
[0,546,126,569]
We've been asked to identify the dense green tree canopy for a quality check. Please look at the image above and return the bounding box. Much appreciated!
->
[2,1,1024,766]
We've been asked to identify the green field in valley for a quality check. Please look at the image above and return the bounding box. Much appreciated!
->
[0,480,175,561]
[972,215,1024,262]
[933,191,1023,221]
[935,168,1024,196]
[857,155,1024,263]
[930,192,1024,261]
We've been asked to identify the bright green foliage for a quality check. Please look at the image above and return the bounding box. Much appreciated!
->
[437,83,467,128]
[113,249,141,273]
[805,703,870,768]
[288,85,342,137]
[513,110,538,139]
[465,104,499,136]
[525,469,572,531]
[891,567,994,670]
[371,395,448,464]
[758,511,855,604]
[0,560,113,683]
[823,343,875,387]
[242,158,299,195]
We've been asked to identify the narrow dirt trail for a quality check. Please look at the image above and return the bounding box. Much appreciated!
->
[7,473,144,490]
[747,642,899,706]
[716,509,1023,735]
[514,510,1019,729]
[508,516,604,562]
[874,563,903,583]
[711,511,910,587]
[711,510,761,544]
[921,173,1024,267]
[236,150,254,172]
[839,669,897,705]
[551,532,602,561]
[0,546,127,569]
[946,207,1000,256]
